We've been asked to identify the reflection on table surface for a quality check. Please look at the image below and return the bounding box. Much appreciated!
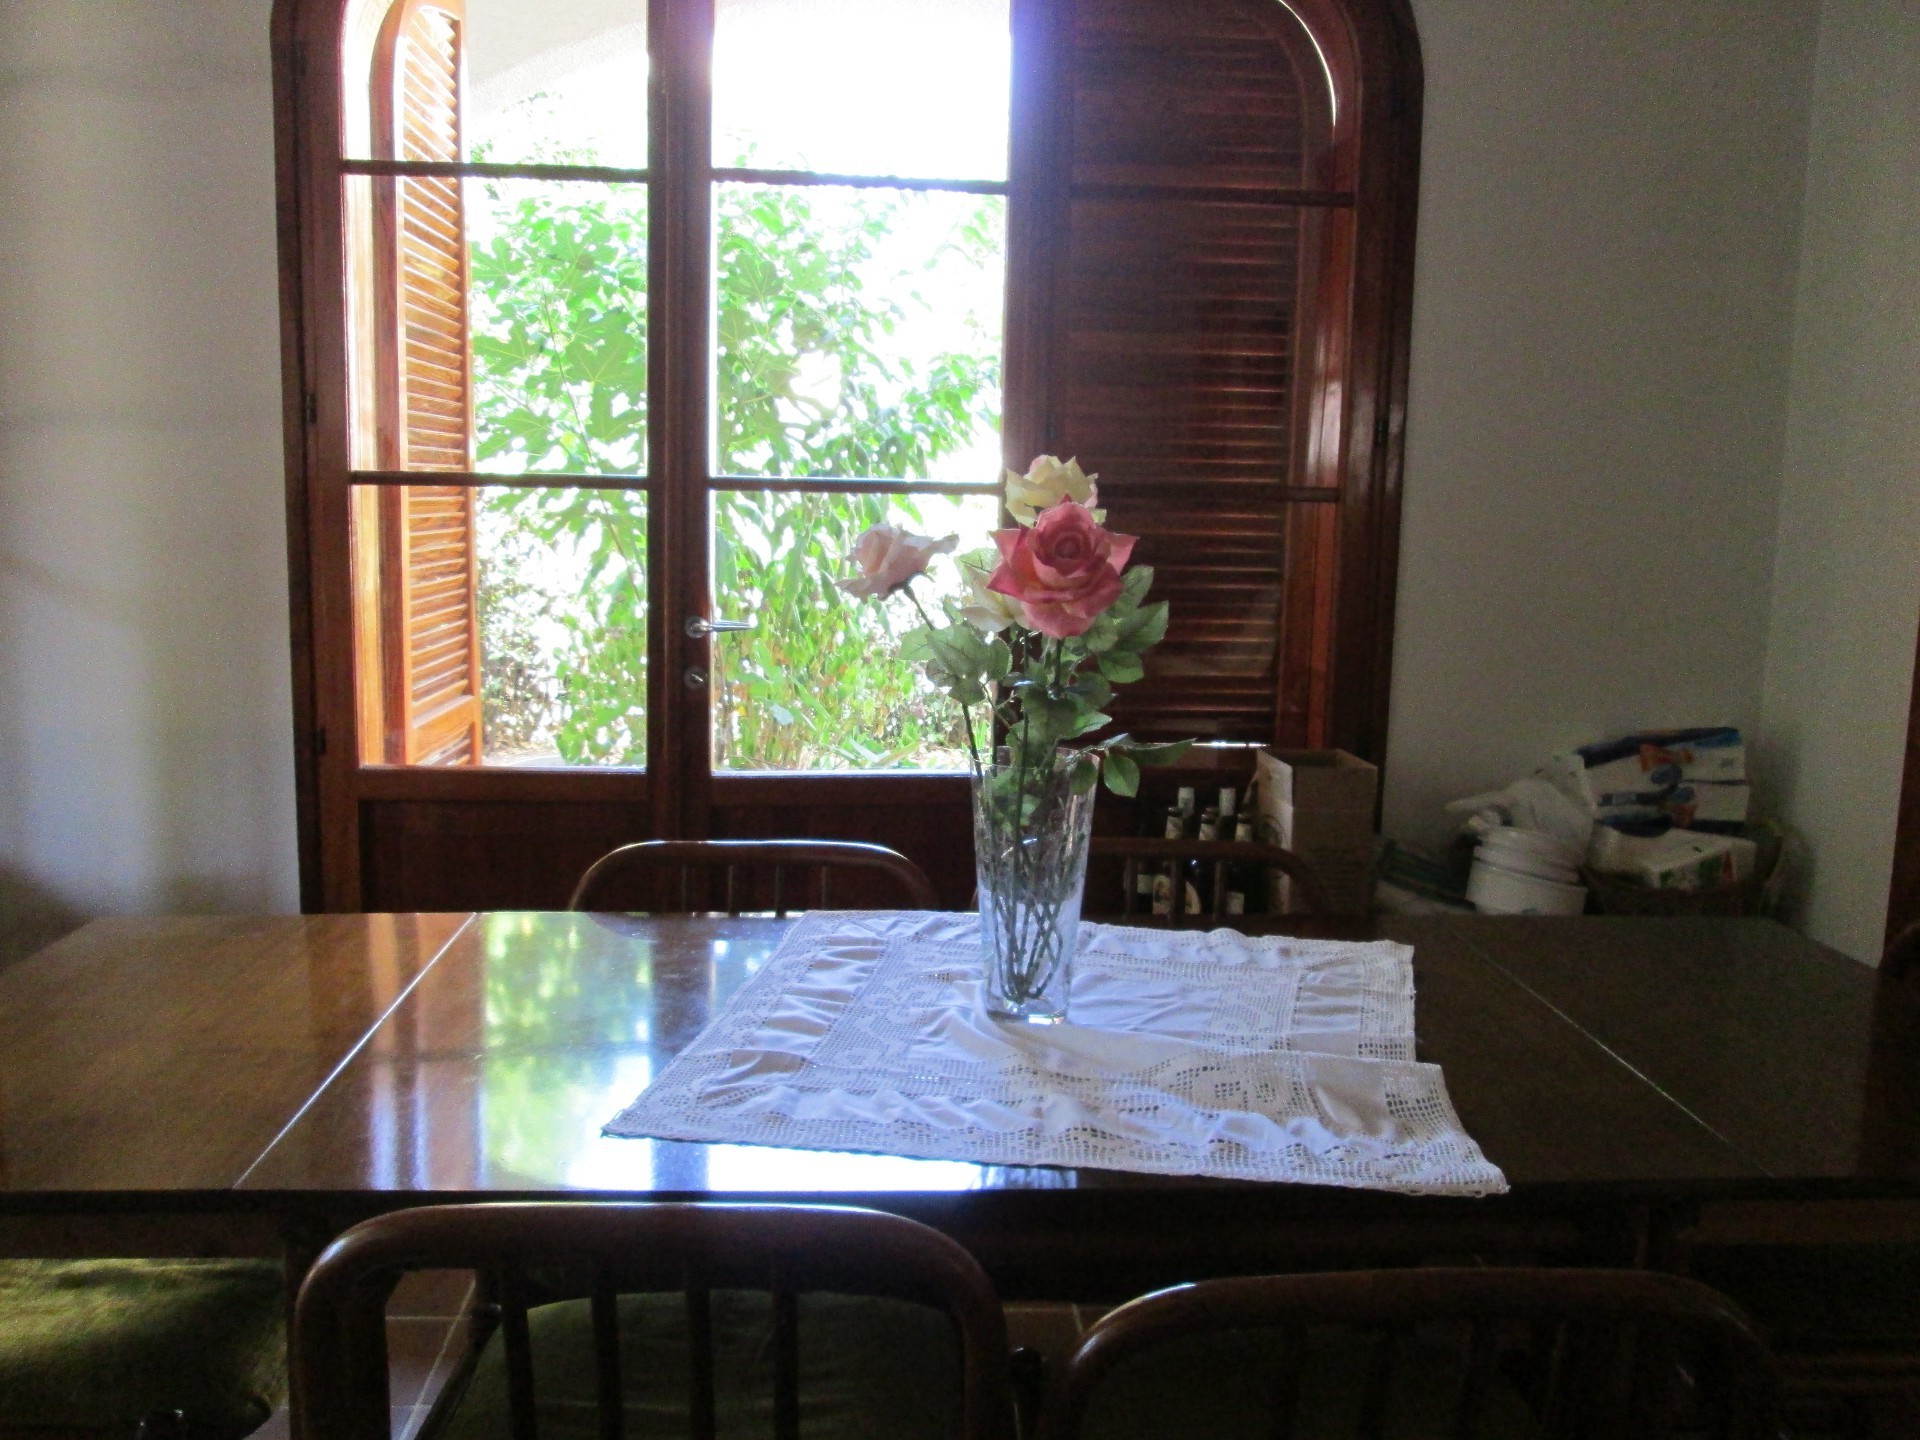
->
[6,909,1916,1208]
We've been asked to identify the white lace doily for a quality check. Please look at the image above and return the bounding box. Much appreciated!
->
[606,912,1507,1196]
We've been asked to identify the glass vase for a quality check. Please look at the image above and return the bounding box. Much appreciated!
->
[972,748,1096,1023]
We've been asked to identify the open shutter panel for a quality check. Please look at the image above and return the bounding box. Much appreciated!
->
[1033,0,1344,744]
[378,0,482,765]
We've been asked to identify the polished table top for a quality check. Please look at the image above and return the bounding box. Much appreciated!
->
[4,911,1916,1217]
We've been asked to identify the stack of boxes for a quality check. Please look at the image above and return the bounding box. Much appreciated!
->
[1548,728,1758,893]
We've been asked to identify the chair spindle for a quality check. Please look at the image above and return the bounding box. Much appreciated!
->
[1451,1319,1495,1440]
[1265,1325,1306,1440]
[686,1285,716,1440]
[1356,1328,1399,1440]
[500,1270,539,1440]
[772,1287,800,1440]
[590,1281,625,1440]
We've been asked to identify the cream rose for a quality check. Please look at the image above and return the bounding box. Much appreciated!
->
[955,556,1024,634]
[1005,455,1101,526]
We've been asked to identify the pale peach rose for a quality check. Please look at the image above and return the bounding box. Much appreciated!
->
[1005,455,1100,526]
[837,524,957,598]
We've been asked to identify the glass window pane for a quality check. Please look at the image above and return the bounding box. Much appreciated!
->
[713,0,1009,179]
[478,487,649,766]
[343,0,648,168]
[713,185,1004,483]
[709,490,999,772]
[350,484,649,768]
[346,177,649,477]
[470,180,650,475]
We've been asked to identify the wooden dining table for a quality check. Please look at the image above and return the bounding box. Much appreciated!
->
[2,911,1917,1299]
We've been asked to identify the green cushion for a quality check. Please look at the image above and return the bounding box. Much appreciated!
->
[440,1290,963,1440]
[1689,1245,1920,1354]
[1078,1326,1541,1440]
[0,1259,284,1440]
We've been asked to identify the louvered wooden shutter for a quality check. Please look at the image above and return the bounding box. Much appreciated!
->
[374,0,482,765]
[1010,0,1346,745]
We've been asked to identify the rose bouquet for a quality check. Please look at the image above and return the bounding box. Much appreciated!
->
[841,456,1189,1021]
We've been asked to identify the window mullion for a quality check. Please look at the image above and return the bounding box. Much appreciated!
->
[649,0,717,836]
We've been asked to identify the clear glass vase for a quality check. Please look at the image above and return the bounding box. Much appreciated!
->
[972,748,1096,1023]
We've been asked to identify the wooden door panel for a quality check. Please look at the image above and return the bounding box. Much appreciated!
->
[359,798,651,911]
[710,776,976,910]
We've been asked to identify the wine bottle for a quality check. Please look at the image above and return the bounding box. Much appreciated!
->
[1226,815,1263,916]
[1153,805,1184,916]
[1195,806,1223,914]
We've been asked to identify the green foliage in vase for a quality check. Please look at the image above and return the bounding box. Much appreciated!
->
[904,555,1189,809]
[468,171,1002,766]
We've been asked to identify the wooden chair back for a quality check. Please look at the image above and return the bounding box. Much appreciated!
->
[1088,836,1333,924]
[1038,1268,1779,1440]
[293,1201,1013,1440]
[568,839,938,914]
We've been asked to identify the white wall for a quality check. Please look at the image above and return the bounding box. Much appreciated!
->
[1757,0,1920,960]
[0,0,297,962]
[1383,0,1820,849]
[0,0,1882,954]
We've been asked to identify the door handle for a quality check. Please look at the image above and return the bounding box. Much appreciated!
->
[685,615,757,638]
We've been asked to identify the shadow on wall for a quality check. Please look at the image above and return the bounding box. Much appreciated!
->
[0,868,83,972]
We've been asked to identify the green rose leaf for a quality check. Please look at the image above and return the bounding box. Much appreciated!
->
[1113,737,1194,766]
[941,670,989,706]
[983,636,1014,682]
[899,625,935,666]
[1110,600,1169,655]
[1118,565,1155,610]
[1103,752,1141,797]
[1068,671,1113,711]
[1078,613,1121,654]
[1069,753,1100,795]
[924,624,988,679]
[1095,649,1144,684]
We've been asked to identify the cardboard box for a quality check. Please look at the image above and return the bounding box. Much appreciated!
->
[1253,750,1378,915]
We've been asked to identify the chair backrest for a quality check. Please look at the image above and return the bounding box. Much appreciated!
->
[1038,1268,1778,1440]
[293,1202,1013,1440]
[1088,836,1332,924]
[568,839,939,914]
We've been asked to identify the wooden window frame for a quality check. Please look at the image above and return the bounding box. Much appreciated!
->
[270,0,1423,911]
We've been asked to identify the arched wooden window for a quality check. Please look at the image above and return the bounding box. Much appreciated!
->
[272,0,1421,910]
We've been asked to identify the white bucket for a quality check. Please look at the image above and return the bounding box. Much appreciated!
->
[1474,837,1580,885]
[1467,856,1589,916]
[1477,826,1581,869]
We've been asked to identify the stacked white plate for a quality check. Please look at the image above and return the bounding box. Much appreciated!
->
[1466,827,1589,916]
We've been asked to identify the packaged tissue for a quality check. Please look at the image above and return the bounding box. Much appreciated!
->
[1550,728,1745,809]
[1588,827,1757,892]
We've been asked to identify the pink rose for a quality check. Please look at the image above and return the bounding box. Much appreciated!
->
[987,501,1137,638]
[837,525,957,598]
